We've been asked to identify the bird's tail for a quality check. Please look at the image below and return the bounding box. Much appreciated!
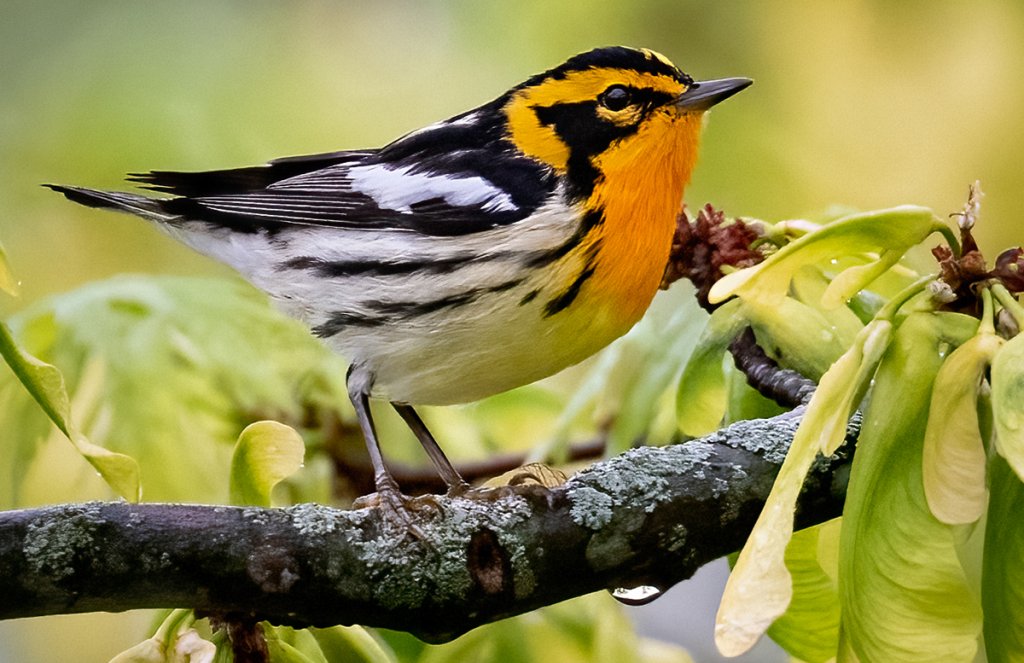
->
[44,185,174,224]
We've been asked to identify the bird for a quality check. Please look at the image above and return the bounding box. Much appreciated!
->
[48,46,751,527]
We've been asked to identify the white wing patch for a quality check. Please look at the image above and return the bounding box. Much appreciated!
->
[346,164,518,214]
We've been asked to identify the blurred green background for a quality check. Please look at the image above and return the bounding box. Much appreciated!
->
[3,1,1023,308]
[2,1,1023,661]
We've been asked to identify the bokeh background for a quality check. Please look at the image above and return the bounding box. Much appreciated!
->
[2,1,1023,661]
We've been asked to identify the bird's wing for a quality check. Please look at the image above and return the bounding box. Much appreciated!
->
[141,142,556,237]
[129,150,376,197]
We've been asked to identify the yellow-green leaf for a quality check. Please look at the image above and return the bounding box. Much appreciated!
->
[817,319,892,455]
[715,318,888,656]
[676,299,745,437]
[600,285,708,454]
[992,331,1024,481]
[766,520,841,663]
[266,639,320,663]
[790,265,864,346]
[983,456,1024,662]
[709,206,939,305]
[311,626,398,663]
[229,420,305,507]
[0,321,140,501]
[839,312,982,663]
[922,331,1001,524]
[715,418,819,655]
[744,296,849,380]
[821,249,902,310]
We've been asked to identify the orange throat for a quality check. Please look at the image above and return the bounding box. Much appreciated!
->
[584,111,703,323]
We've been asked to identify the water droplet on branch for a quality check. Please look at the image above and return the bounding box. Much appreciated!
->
[608,585,664,606]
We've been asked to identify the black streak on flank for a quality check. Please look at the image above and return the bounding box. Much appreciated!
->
[313,278,525,337]
[543,237,603,317]
[312,313,379,336]
[544,265,596,317]
[526,208,604,268]
[519,289,539,306]
[283,255,477,278]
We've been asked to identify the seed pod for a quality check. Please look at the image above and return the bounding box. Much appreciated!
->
[922,332,1002,524]
[991,332,1024,482]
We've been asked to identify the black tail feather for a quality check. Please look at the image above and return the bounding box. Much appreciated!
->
[44,184,168,221]
[44,184,121,210]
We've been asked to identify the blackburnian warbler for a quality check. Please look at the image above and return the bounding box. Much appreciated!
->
[49,46,750,525]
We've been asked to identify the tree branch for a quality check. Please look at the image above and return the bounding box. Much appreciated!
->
[0,409,853,642]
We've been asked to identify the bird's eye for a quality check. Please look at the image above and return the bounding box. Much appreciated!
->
[599,85,631,111]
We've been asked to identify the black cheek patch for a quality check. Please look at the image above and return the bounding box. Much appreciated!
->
[532,102,639,200]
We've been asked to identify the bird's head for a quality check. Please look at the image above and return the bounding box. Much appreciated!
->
[502,46,751,197]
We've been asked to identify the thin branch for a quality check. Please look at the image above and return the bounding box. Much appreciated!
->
[728,327,817,407]
[332,437,607,496]
[0,410,854,642]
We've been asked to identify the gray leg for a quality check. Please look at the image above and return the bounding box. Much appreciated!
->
[392,402,470,495]
[346,366,421,534]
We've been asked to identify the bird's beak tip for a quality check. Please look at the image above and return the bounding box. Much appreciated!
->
[676,77,753,111]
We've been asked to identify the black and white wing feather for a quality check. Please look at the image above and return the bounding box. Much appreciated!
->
[126,115,558,236]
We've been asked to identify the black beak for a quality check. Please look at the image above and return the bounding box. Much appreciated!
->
[676,77,753,111]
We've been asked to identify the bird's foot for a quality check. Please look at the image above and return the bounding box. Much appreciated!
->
[353,477,443,539]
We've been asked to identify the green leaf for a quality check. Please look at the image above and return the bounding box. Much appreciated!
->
[983,456,1024,662]
[416,594,670,663]
[0,276,348,505]
[819,319,893,455]
[709,206,940,305]
[839,312,982,663]
[592,593,641,663]
[922,331,1001,524]
[790,265,864,346]
[0,320,140,501]
[721,359,786,425]
[229,420,305,507]
[715,318,889,656]
[311,626,397,663]
[600,285,708,454]
[991,331,1024,481]
[266,639,320,663]
[744,296,849,380]
[820,249,903,309]
[676,299,745,437]
[766,519,841,663]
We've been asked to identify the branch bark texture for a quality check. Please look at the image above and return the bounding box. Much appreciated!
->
[0,411,853,642]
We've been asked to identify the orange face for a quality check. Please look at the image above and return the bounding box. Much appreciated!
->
[502,48,708,325]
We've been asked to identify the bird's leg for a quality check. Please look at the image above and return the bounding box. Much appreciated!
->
[392,402,471,496]
[346,368,423,536]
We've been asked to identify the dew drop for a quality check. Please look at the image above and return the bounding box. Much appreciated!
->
[609,585,664,606]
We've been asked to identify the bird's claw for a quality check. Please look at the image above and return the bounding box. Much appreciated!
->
[354,477,444,539]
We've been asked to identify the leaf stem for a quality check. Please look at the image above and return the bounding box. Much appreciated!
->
[877,274,937,321]
[980,287,996,336]
[933,222,962,258]
[991,284,1024,328]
